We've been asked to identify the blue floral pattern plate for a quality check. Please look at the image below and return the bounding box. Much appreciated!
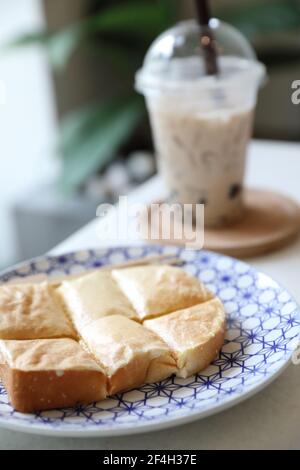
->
[0,245,299,437]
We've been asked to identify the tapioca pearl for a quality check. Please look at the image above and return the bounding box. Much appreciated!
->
[216,257,233,271]
[74,250,91,262]
[256,272,278,290]
[259,289,276,304]
[234,261,250,274]
[34,259,51,272]
[237,274,254,289]
[243,317,261,330]
[282,301,298,315]
[219,287,237,301]
[200,269,216,283]
[241,303,259,317]
[223,301,238,314]
[108,251,127,265]
[228,184,242,199]
[262,317,280,330]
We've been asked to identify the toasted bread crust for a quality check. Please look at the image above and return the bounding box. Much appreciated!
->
[0,365,107,413]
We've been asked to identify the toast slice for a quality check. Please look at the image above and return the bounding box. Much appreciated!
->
[0,282,76,340]
[57,271,138,329]
[144,298,226,378]
[80,315,177,395]
[0,338,107,412]
[112,265,212,321]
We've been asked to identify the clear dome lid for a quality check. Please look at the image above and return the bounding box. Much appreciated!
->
[135,19,265,94]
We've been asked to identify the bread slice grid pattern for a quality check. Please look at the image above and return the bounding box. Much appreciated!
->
[0,265,225,412]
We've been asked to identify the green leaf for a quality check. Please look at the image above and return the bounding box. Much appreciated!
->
[85,0,174,40]
[6,0,177,71]
[58,95,145,193]
[47,25,83,70]
[89,41,143,75]
[5,30,51,47]
[216,0,300,39]
[5,24,83,70]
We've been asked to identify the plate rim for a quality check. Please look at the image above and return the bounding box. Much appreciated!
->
[0,246,299,437]
[0,358,292,437]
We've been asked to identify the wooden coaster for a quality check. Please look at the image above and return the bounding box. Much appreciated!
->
[140,189,300,258]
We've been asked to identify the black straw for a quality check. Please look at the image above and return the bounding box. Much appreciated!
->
[194,0,219,76]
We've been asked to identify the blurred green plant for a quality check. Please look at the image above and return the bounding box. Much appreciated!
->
[9,0,176,193]
[216,0,300,37]
[215,0,300,66]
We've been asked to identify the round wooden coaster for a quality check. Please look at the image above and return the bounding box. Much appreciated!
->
[140,189,300,258]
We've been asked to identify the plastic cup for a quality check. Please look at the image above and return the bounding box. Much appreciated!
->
[136,20,265,227]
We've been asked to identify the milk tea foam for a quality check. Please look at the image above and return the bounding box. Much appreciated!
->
[149,102,254,227]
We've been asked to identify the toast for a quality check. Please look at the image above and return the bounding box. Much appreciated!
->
[80,315,177,394]
[0,282,76,340]
[144,298,226,378]
[0,264,225,413]
[0,338,107,413]
[112,265,212,320]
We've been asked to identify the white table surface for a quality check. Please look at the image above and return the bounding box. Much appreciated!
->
[1,139,300,449]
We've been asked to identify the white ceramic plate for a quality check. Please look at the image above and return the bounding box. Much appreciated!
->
[0,245,299,437]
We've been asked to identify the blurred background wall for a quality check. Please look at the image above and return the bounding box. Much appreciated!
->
[0,0,57,268]
[0,0,299,268]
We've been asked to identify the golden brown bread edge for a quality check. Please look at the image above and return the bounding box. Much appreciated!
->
[0,365,106,413]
